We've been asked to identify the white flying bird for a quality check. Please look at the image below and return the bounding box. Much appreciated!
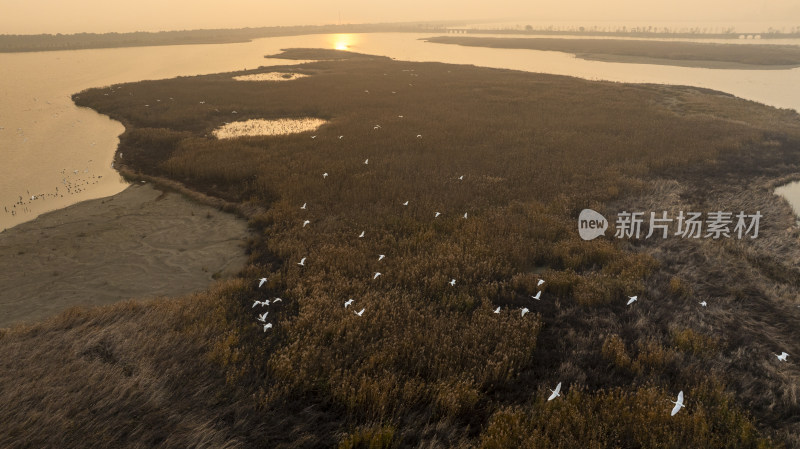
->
[311,135,316,139]
[298,257,306,266]
[323,172,328,178]
[258,277,268,288]
[398,115,403,118]
[252,300,264,308]
[493,306,501,314]
[364,158,369,165]
[273,298,283,303]
[359,231,365,238]
[257,312,269,322]
[434,212,441,218]
[449,279,456,287]
[531,291,542,300]
[458,175,464,180]
[627,296,638,306]
[403,200,409,206]
[263,323,273,332]
[670,391,685,416]
[416,134,422,138]
[776,352,789,362]
[374,124,381,129]
[463,213,468,219]
[547,382,562,401]
[338,135,343,139]
[699,301,707,307]
[537,279,545,287]
[373,272,382,279]
[344,299,354,308]
[303,220,310,227]
[301,202,307,209]
[521,307,529,317]
[378,254,385,261]
[355,308,365,316]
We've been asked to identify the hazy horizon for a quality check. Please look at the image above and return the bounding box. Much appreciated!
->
[2,0,798,35]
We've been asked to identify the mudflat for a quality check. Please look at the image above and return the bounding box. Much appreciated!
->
[0,183,248,328]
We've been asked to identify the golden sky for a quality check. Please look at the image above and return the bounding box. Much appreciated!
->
[2,0,798,34]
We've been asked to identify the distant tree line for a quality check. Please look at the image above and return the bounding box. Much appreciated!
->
[0,23,438,53]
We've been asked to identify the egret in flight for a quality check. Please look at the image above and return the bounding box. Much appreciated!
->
[538,279,545,287]
[359,231,365,238]
[493,306,501,314]
[257,312,268,322]
[403,200,409,206]
[699,301,707,307]
[263,323,273,332]
[303,220,310,227]
[298,257,306,266]
[323,172,328,178]
[449,279,456,287]
[547,382,562,401]
[378,254,385,261]
[344,299,354,308]
[521,308,529,317]
[301,202,307,210]
[364,159,369,165]
[355,308,365,316]
[373,272,382,279]
[258,277,268,288]
[531,291,542,300]
[435,212,441,218]
[670,391,685,416]
[273,298,283,303]
[627,296,638,306]
[776,352,789,362]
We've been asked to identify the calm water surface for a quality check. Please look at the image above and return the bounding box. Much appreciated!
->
[2,32,799,231]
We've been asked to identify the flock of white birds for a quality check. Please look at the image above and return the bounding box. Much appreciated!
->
[222,67,791,418]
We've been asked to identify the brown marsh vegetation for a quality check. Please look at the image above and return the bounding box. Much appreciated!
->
[2,48,800,447]
[425,36,800,68]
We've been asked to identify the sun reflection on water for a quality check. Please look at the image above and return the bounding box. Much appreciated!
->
[331,34,356,50]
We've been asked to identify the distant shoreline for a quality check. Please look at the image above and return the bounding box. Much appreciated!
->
[3,24,798,54]
[424,36,800,69]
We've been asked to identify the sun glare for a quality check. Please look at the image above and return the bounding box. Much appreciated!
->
[331,33,356,50]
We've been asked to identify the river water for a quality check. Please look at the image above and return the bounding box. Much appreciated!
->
[1,32,799,231]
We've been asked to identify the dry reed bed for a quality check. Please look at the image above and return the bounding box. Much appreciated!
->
[4,48,798,447]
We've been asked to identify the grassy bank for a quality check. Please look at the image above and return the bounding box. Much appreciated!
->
[2,48,799,447]
[424,36,800,69]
